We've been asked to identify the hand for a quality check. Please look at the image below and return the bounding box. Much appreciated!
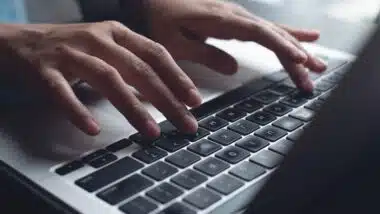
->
[146,0,327,91]
[0,22,202,137]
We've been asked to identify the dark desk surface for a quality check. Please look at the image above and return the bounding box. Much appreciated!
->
[236,0,377,54]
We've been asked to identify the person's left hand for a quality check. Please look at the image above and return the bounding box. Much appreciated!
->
[144,0,327,91]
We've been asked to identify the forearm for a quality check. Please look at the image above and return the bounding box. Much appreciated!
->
[77,0,150,36]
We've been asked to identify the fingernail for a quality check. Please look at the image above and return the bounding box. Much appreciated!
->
[145,120,161,138]
[184,114,198,134]
[87,118,100,135]
[186,88,202,107]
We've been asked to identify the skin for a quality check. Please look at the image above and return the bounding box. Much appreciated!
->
[0,0,326,138]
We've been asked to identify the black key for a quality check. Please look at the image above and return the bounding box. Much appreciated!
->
[315,81,334,91]
[81,149,108,163]
[255,126,287,142]
[132,147,167,164]
[228,120,260,135]
[269,84,295,96]
[207,174,244,195]
[155,137,190,152]
[236,136,269,153]
[305,100,324,111]
[216,108,246,122]
[290,108,315,122]
[166,150,201,168]
[252,91,280,104]
[216,146,250,164]
[129,132,158,145]
[159,203,196,214]
[250,150,284,169]
[187,139,222,156]
[246,111,276,125]
[209,129,241,146]
[184,128,210,142]
[106,139,133,152]
[287,129,304,141]
[119,196,158,214]
[319,91,331,101]
[280,94,308,107]
[199,116,228,132]
[97,174,153,205]
[292,90,321,100]
[263,103,292,116]
[89,153,118,168]
[171,169,207,190]
[142,161,178,181]
[147,182,183,204]
[269,139,295,155]
[55,160,84,176]
[194,157,229,176]
[235,99,263,113]
[229,161,266,181]
[273,117,303,132]
[183,188,221,210]
[75,157,143,192]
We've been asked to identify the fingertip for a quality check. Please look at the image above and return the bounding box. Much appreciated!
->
[183,114,199,134]
[300,79,314,92]
[144,120,161,139]
[186,88,203,108]
[85,118,101,136]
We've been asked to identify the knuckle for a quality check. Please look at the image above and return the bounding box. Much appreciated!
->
[103,20,123,29]
[132,60,157,79]
[93,64,118,80]
[145,43,169,61]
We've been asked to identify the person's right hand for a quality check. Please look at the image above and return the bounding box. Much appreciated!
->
[0,22,202,138]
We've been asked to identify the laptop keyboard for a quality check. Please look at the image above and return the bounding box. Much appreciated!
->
[54,57,350,213]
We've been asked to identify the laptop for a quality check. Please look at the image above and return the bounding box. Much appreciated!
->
[0,26,378,214]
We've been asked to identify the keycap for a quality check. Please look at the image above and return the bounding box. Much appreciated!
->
[229,161,266,181]
[159,203,196,214]
[194,157,229,176]
[287,129,304,141]
[199,116,228,132]
[263,103,292,116]
[166,150,201,168]
[171,169,208,190]
[147,182,183,204]
[216,146,250,164]
[209,129,241,145]
[89,153,118,168]
[75,156,143,192]
[81,149,108,163]
[106,139,133,152]
[132,147,167,164]
[246,111,276,125]
[155,137,190,152]
[291,90,321,100]
[269,84,294,95]
[280,94,308,107]
[187,139,222,156]
[290,108,315,122]
[55,160,84,176]
[252,91,280,104]
[97,174,153,205]
[255,126,287,142]
[119,196,158,214]
[236,136,269,153]
[142,161,178,181]
[228,120,260,135]
[305,100,324,111]
[183,188,221,210]
[129,132,158,145]
[315,81,334,91]
[207,174,244,195]
[216,108,246,122]
[250,150,284,169]
[269,139,294,155]
[235,99,263,113]
[184,128,210,142]
[273,117,303,132]
[319,91,331,101]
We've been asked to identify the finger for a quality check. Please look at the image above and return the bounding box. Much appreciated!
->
[183,13,308,64]
[112,25,202,108]
[276,53,313,92]
[276,24,321,42]
[59,45,161,138]
[41,67,100,136]
[180,38,238,75]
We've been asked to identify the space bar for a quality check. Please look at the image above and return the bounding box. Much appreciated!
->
[209,176,269,214]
